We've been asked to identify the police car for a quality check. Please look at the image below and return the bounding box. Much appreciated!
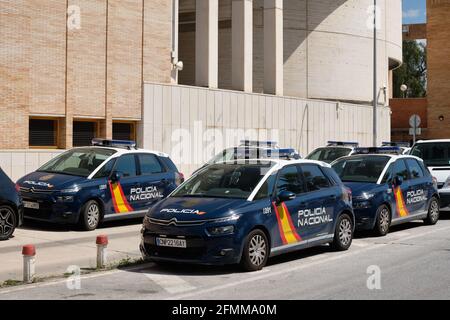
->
[331,147,439,236]
[306,141,359,164]
[140,158,354,271]
[410,140,450,211]
[17,139,183,230]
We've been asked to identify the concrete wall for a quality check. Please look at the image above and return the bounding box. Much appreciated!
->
[0,150,64,182]
[178,0,403,104]
[139,83,391,176]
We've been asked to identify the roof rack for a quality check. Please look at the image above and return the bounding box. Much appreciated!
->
[353,147,402,155]
[327,141,359,147]
[239,140,279,148]
[381,142,410,148]
[91,139,137,150]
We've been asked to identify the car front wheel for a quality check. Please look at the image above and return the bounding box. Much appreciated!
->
[0,205,17,241]
[374,205,391,236]
[79,200,101,231]
[424,197,439,225]
[240,229,269,272]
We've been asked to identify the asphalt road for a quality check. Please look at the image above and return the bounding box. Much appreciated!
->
[1,217,450,300]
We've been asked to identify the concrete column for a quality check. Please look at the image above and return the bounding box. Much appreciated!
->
[195,0,218,88]
[263,0,283,96]
[232,0,253,92]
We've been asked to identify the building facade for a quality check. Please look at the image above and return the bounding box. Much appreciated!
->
[0,0,402,179]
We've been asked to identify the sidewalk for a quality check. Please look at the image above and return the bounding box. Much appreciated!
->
[0,220,143,283]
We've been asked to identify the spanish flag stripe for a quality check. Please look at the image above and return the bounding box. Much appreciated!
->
[117,182,133,212]
[282,203,302,241]
[108,182,120,213]
[394,187,409,217]
[272,202,288,245]
[277,204,301,244]
[109,182,132,213]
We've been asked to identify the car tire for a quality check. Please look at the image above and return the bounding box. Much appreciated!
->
[240,229,269,272]
[0,205,17,241]
[424,197,439,225]
[79,200,101,231]
[331,213,353,251]
[373,205,391,237]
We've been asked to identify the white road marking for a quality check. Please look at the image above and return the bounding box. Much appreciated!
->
[169,225,450,300]
[144,273,196,294]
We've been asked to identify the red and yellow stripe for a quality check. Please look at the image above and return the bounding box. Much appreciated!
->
[109,181,133,213]
[273,202,302,245]
[394,187,409,217]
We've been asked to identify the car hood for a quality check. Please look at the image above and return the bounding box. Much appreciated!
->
[17,171,86,191]
[148,196,252,221]
[343,182,381,197]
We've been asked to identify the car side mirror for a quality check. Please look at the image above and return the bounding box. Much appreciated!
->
[393,175,403,186]
[277,190,296,203]
[110,171,122,183]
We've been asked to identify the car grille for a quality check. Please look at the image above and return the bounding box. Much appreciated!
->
[148,217,208,227]
[19,187,57,194]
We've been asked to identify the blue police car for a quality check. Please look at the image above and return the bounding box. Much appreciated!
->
[306,141,359,164]
[140,158,354,271]
[331,147,440,236]
[17,140,183,231]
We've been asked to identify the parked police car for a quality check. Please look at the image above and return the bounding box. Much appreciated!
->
[410,139,450,211]
[306,141,359,164]
[332,147,439,236]
[0,167,23,240]
[17,140,183,231]
[141,158,354,271]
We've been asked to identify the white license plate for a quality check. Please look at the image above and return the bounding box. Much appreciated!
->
[156,237,187,248]
[23,201,39,210]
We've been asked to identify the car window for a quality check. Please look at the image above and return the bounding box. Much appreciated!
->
[93,159,116,179]
[254,173,277,200]
[381,164,393,184]
[393,160,409,181]
[300,164,331,191]
[332,156,390,183]
[138,154,164,175]
[114,155,137,178]
[276,166,306,194]
[411,142,450,167]
[306,147,352,163]
[406,159,424,179]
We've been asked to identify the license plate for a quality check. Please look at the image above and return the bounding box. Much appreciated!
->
[156,237,187,248]
[23,201,39,210]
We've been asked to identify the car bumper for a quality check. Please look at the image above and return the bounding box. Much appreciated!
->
[140,224,243,266]
[353,207,377,231]
[21,195,81,224]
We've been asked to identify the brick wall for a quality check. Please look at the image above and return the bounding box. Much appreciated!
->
[427,0,450,139]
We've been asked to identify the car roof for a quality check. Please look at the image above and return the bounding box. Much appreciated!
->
[70,146,170,158]
[414,139,450,144]
[334,153,423,162]
[218,158,330,168]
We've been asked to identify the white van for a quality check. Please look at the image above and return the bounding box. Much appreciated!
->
[410,140,450,210]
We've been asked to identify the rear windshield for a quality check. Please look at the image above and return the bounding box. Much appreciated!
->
[411,142,450,167]
[306,147,351,163]
[172,162,274,199]
[332,156,390,183]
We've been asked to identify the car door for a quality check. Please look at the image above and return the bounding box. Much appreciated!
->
[107,154,138,215]
[273,165,306,246]
[391,159,411,219]
[298,164,338,238]
[134,153,171,210]
[405,158,428,214]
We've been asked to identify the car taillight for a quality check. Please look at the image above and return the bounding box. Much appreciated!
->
[342,186,352,202]
[176,172,185,185]
[15,183,20,192]
[432,176,438,189]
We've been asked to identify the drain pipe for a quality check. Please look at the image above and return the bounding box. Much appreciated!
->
[171,0,180,83]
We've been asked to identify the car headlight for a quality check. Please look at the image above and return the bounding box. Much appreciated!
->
[207,225,235,235]
[212,214,241,224]
[61,185,81,193]
[354,192,375,201]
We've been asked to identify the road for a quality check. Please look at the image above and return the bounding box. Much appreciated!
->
[1,216,450,300]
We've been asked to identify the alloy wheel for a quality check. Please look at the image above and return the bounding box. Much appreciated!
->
[379,208,390,233]
[339,218,352,246]
[0,207,15,237]
[248,234,267,267]
[87,203,100,228]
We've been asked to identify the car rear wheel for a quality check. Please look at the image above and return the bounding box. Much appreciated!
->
[374,205,390,236]
[240,229,269,272]
[331,213,353,251]
[0,205,17,241]
[424,197,439,225]
[79,200,101,231]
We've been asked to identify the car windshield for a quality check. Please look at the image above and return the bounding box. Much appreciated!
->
[38,148,116,177]
[332,156,390,183]
[410,142,450,167]
[306,147,351,163]
[172,161,274,199]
